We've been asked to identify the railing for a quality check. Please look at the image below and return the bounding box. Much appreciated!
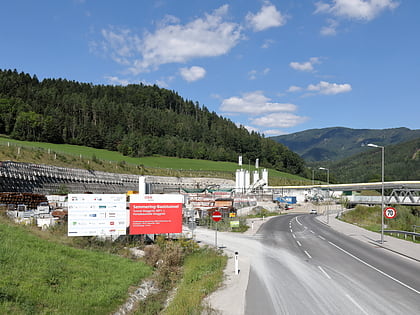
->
[383,229,420,242]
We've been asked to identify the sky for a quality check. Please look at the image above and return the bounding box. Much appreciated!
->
[1,0,419,136]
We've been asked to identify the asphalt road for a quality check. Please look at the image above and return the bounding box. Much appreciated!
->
[245,214,420,314]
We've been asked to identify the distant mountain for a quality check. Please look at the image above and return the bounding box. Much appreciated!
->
[327,137,420,183]
[271,127,420,162]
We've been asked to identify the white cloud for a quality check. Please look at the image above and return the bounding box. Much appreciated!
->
[179,66,206,82]
[248,70,257,80]
[307,81,352,94]
[105,76,130,86]
[99,5,242,74]
[320,18,339,36]
[262,39,275,48]
[250,113,309,128]
[287,85,303,92]
[220,91,297,115]
[100,28,139,66]
[263,129,288,136]
[248,68,270,80]
[246,2,287,32]
[290,57,321,72]
[314,0,399,21]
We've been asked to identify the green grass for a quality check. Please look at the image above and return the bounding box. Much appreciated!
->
[162,247,227,315]
[0,217,152,314]
[0,135,311,185]
[340,205,420,242]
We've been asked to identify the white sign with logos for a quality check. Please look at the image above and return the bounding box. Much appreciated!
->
[68,194,127,236]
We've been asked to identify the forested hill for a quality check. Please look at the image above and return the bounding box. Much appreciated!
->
[0,69,305,176]
[271,127,420,162]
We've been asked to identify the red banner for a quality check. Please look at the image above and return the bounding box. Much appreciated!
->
[129,202,182,234]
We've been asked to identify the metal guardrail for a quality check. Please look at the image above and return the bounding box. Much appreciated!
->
[383,230,420,241]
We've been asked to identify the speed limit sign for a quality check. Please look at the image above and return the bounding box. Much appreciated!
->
[384,207,397,219]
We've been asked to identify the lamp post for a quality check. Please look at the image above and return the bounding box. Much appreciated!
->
[367,143,385,244]
[319,167,329,224]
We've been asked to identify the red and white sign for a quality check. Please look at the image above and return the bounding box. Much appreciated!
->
[212,211,222,222]
[129,194,183,234]
[384,207,397,219]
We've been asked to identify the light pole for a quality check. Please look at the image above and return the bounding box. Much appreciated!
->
[319,167,329,224]
[367,143,385,244]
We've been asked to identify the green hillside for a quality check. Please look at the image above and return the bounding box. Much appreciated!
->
[0,136,311,186]
[0,69,306,177]
[271,127,420,162]
[315,137,420,183]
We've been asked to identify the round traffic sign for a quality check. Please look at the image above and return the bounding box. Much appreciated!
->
[384,207,397,219]
[212,211,222,222]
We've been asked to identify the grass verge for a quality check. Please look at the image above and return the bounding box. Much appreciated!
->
[162,247,227,315]
[0,216,152,314]
[340,205,420,243]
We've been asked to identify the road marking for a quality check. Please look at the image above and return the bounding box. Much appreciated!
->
[304,250,312,259]
[296,217,303,226]
[328,241,420,295]
[319,235,326,240]
[290,229,293,233]
[292,233,296,239]
[296,240,302,247]
[318,266,331,279]
[345,294,369,315]
[310,230,315,234]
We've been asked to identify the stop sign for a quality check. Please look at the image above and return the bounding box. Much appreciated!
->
[212,211,222,222]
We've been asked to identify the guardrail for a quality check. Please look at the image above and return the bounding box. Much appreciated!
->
[383,230,420,242]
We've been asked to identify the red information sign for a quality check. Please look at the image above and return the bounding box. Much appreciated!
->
[212,211,222,222]
[384,207,397,219]
[129,202,182,234]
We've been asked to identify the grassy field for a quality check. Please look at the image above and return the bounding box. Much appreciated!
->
[0,216,152,314]
[340,205,420,242]
[0,215,229,314]
[0,135,311,185]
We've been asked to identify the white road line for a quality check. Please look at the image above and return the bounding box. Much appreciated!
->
[319,235,326,240]
[345,294,369,315]
[296,217,303,226]
[296,240,302,247]
[304,250,312,259]
[318,266,331,279]
[292,234,296,239]
[310,230,315,234]
[328,241,420,295]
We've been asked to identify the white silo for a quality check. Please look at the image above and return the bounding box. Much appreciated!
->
[244,170,250,191]
[253,170,259,184]
[262,169,268,185]
[235,169,241,192]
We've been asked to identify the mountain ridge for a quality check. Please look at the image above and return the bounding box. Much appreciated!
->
[271,127,420,162]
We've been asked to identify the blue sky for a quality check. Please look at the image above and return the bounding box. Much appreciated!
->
[1,0,418,135]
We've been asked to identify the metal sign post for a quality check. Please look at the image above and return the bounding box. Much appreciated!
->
[212,211,222,248]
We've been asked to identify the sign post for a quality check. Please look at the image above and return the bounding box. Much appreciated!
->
[212,211,222,248]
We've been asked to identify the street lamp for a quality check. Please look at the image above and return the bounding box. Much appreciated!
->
[367,143,385,244]
[319,167,330,224]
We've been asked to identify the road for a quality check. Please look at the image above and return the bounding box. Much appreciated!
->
[245,214,420,314]
[194,214,420,314]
